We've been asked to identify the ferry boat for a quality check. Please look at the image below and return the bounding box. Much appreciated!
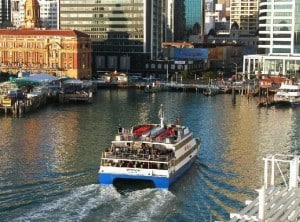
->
[98,105,200,189]
[273,79,300,107]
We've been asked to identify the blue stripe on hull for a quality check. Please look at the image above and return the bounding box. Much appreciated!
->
[99,172,170,188]
[98,155,197,189]
[169,155,196,187]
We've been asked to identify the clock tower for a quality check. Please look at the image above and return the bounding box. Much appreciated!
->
[22,0,42,28]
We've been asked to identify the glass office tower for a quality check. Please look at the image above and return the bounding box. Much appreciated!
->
[185,0,202,37]
[0,0,11,27]
[59,0,167,72]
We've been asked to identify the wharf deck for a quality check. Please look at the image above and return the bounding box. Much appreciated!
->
[229,186,300,221]
[229,154,300,221]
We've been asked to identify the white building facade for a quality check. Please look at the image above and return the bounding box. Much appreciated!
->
[243,0,300,78]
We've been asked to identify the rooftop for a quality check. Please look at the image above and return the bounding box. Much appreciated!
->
[0,28,90,38]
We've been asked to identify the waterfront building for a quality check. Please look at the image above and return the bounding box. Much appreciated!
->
[59,0,172,74]
[243,0,300,79]
[145,41,207,79]
[0,0,92,79]
[205,21,257,77]
[202,0,264,78]
[11,0,58,29]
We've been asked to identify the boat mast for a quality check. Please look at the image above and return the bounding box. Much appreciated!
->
[159,104,164,127]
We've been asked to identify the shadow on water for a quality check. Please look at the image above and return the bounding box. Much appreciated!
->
[113,179,155,194]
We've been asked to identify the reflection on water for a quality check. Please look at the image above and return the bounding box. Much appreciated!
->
[0,89,300,221]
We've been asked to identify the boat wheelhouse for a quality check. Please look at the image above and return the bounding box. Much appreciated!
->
[98,105,200,189]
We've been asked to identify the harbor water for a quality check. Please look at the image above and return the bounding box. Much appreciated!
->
[1,89,300,222]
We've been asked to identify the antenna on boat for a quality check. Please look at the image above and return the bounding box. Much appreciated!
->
[158,104,164,127]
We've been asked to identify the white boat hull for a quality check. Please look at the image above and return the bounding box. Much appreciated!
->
[274,95,300,107]
[274,81,300,107]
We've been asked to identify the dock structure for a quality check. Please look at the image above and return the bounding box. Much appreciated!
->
[134,82,255,95]
[0,95,47,117]
[58,91,93,103]
[229,154,300,222]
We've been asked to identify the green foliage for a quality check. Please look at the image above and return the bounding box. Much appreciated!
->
[202,71,216,83]
[181,70,190,79]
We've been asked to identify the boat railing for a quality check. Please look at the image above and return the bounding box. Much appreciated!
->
[101,156,172,170]
[103,151,171,162]
[119,133,177,144]
[101,152,174,170]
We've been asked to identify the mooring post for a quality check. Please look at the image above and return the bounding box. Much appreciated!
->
[257,186,265,221]
[271,155,275,186]
[232,86,236,104]
[264,156,269,189]
[289,155,299,189]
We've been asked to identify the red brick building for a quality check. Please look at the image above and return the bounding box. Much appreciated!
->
[0,0,92,79]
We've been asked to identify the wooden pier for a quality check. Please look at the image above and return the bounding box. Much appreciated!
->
[229,154,300,221]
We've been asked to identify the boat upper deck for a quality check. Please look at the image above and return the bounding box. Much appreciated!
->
[115,123,191,145]
[101,145,173,170]
[100,123,194,169]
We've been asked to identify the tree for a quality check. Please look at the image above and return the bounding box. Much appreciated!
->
[181,69,191,79]
[202,71,216,83]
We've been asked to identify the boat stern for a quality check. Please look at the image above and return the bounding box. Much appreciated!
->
[98,166,171,189]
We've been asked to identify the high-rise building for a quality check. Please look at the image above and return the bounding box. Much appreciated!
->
[0,0,11,27]
[184,0,201,41]
[59,0,171,73]
[230,0,259,35]
[243,0,300,78]
[258,0,300,54]
[11,0,21,27]
[11,0,58,29]
[203,0,230,36]
[172,0,184,41]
